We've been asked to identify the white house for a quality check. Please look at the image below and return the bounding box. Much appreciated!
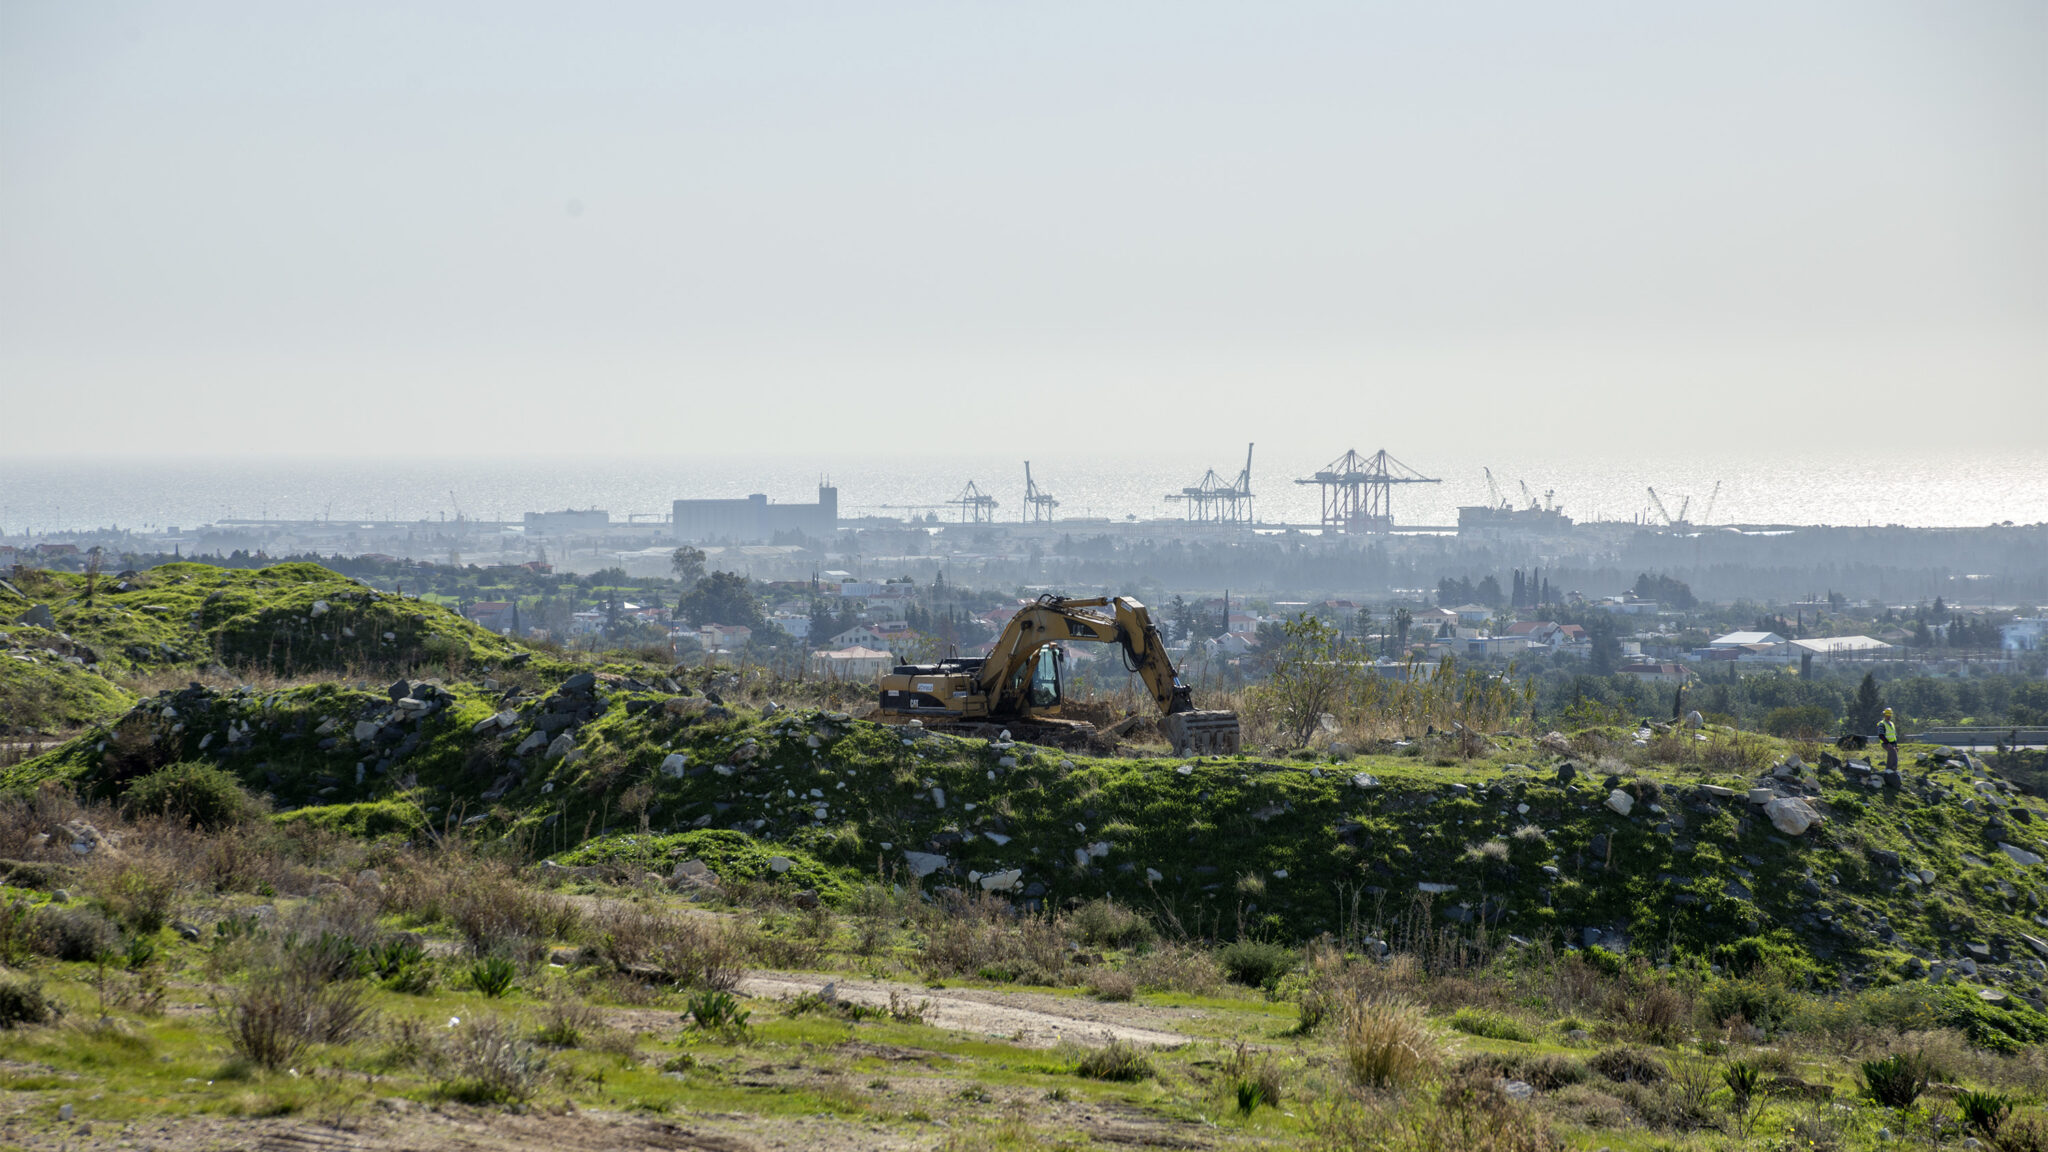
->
[1709,631,1787,648]
[1790,635,1893,661]
[808,646,896,679]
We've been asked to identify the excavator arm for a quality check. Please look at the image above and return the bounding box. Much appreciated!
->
[977,596,1192,717]
[973,595,1238,754]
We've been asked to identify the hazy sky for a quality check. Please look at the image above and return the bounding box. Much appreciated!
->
[3,2,2042,457]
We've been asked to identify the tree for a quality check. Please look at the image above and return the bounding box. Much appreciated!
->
[1254,615,1362,748]
[808,600,837,644]
[1588,615,1619,676]
[677,571,763,628]
[1849,672,1883,735]
[1394,607,1412,651]
[670,547,707,585]
[1476,575,1504,609]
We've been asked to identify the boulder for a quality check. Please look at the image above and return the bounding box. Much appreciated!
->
[659,753,689,778]
[767,855,794,874]
[1999,843,2044,867]
[977,869,1023,892]
[14,604,56,629]
[1604,789,1635,816]
[1763,796,1821,837]
[902,851,949,878]
[1748,788,1776,805]
[1538,731,1573,756]
[514,732,546,756]
[1684,710,1704,728]
[545,733,576,761]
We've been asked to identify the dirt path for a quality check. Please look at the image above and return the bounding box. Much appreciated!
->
[736,971,1195,1049]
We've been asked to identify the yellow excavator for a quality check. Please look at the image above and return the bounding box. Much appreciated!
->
[875,594,1241,755]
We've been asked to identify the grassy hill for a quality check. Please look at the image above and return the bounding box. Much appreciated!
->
[11,646,2048,1009]
[0,562,533,734]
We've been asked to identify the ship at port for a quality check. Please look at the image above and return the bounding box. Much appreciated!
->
[1456,468,1574,537]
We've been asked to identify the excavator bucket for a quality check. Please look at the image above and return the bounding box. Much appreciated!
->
[1162,710,1241,757]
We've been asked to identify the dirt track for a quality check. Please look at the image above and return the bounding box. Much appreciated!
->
[736,971,1194,1050]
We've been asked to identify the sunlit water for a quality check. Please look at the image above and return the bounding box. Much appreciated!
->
[3,448,2044,535]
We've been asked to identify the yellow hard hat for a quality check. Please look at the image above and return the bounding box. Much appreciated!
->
[1882,708,1893,716]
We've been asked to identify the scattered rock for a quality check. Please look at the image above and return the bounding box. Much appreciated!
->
[1604,789,1635,817]
[2000,843,2043,867]
[902,851,949,878]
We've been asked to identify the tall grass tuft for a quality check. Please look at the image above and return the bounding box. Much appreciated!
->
[1339,994,1443,1089]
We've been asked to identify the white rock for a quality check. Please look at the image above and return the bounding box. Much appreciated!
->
[355,720,381,742]
[310,600,329,617]
[1087,841,1111,858]
[978,869,1023,892]
[515,732,546,756]
[1604,789,1634,816]
[931,787,945,809]
[1146,868,1164,882]
[902,851,948,877]
[1764,796,1821,836]
[1074,848,1091,867]
[314,717,338,736]
[984,833,1011,846]
[1418,882,1457,894]
[545,733,576,761]
[767,855,794,873]
[659,753,689,778]
[1272,868,1288,879]
[1353,773,1382,789]
[1918,868,1937,885]
[1176,765,1194,776]
[1748,788,1775,805]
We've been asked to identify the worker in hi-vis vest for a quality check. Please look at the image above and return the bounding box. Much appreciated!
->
[1879,708,1899,772]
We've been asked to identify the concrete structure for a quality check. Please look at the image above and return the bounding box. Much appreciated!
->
[673,485,837,544]
[524,509,610,536]
[2003,618,2046,652]
[1619,661,1691,685]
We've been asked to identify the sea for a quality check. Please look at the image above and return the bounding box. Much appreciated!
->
[2,447,2045,536]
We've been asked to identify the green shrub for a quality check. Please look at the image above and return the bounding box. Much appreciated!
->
[1931,984,2048,1053]
[0,977,56,1029]
[29,905,121,962]
[1956,1089,2012,1141]
[1070,900,1152,949]
[469,956,517,999]
[123,761,255,831]
[685,990,751,1038]
[438,1017,550,1105]
[1589,1047,1668,1085]
[1075,1039,1154,1082]
[1860,1053,1930,1109]
[1697,977,1796,1033]
[1449,1007,1535,1043]
[1218,940,1296,989]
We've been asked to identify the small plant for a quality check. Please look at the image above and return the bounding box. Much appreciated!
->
[1860,1052,1929,1110]
[1956,1089,2012,1141]
[1589,1047,1668,1085]
[685,989,751,1038]
[374,939,435,994]
[469,956,517,999]
[1723,1059,1766,1137]
[1075,1039,1155,1082]
[886,989,930,1024]
[439,1017,551,1105]
[1449,1007,1534,1042]
[124,934,157,970]
[1235,1079,1269,1116]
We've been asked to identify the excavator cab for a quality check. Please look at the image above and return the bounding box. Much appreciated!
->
[1020,645,1063,710]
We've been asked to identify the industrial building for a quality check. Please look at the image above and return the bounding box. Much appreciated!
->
[673,484,837,544]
